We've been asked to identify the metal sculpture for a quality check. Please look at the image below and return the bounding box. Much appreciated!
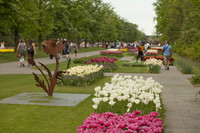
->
[28,39,65,96]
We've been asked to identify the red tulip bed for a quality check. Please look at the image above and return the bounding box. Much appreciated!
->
[142,56,175,62]
[78,111,163,133]
[87,57,118,72]
[87,57,117,64]
[100,50,123,57]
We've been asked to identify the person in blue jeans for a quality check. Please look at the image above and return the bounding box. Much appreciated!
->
[163,40,172,70]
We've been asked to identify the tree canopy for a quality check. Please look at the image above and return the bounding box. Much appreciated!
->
[154,0,200,60]
[0,0,145,48]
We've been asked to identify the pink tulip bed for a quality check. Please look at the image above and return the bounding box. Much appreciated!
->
[78,111,163,133]
[87,57,117,64]
[100,50,123,57]
[87,57,118,72]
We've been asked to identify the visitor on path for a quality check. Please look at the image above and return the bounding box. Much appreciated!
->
[72,42,78,58]
[27,39,36,67]
[136,42,144,62]
[64,40,70,59]
[163,40,172,70]
[0,41,5,49]
[16,39,26,67]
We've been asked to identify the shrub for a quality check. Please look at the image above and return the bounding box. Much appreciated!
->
[101,63,118,72]
[147,64,161,73]
[191,75,200,85]
[175,60,193,74]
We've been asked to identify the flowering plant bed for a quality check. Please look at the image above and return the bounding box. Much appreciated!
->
[92,74,163,115]
[73,55,102,64]
[87,57,117,64]
[62,65,104,86]
[150,47,163,53]
[146,50,158,55]
[78,111,163,133]
[145,58,163,73]
[143,56,175,62]
[100,50,123,57]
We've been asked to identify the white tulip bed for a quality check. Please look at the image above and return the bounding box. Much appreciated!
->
[92,74,163,115]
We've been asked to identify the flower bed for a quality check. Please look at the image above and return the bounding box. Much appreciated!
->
[78,111,163,133]
[93,74,163,115]
[100,50,123,57]
[128,48,138,52]
[142,56,175,62]
[145,58,163,73]
[0,49,15,53]
[146,50,158,56]
[62,65,104,86]
[150,47,163,53]
[74,55,101,64]
[87,57,117,64]
[175,60,193,74]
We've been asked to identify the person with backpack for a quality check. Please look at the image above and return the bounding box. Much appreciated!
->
[136,42,144,62]
[27,39,36,67]
[163,40,172,70]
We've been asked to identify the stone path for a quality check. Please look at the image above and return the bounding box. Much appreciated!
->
[0,51,101,74]
[1,51,200,132]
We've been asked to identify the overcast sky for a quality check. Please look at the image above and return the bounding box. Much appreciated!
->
[102,0,157,36]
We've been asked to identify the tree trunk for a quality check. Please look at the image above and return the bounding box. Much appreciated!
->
[14,26,19,51]
[38,31,42,50]
[85,38,87,48]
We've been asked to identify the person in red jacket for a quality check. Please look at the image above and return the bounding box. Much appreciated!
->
[136,42,144,62]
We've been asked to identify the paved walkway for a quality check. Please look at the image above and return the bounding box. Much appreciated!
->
[1,51,200,132]
[0,51,101,74]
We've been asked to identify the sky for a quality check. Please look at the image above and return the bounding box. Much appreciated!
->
[102,0,157,36]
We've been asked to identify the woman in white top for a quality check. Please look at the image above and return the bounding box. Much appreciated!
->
[0,41,5,49]
[16,39,27,67]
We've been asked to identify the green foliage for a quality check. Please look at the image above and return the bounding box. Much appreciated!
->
[61,70,104,86]
[154,0,200,61]
[101,63,118,72]
[122,62,146,67]
[175,60,193,74]
[73,55,102,64]
[147,64,161,73]
[191,75,200,85]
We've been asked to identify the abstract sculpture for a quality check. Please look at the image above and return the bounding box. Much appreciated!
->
[28,39,65,96]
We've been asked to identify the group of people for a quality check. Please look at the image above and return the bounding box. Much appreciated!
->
[62,39,78,59]
[16,39,36,67]
[136,40,172,70]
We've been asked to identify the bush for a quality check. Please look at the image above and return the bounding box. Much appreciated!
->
[175,60,193,74]
[101,63,118,72]
[147,64,161,73]
[191,75,200,85]
[100,50,123,57]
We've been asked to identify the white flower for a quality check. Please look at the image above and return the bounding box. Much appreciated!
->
[127,103,132,108]
[135,99,140,104]
[92,104,98,109]
[92,98,100,104]
[103,97,108,102]
[109,100,116,106]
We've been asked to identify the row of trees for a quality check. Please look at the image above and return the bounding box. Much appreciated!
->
[0,0,146,49]
[154,0,200,60]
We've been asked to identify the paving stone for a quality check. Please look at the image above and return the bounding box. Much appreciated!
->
[0,92,90,107]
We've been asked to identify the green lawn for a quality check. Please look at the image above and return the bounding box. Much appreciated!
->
[0,74,111,133]
[0,47,105,63]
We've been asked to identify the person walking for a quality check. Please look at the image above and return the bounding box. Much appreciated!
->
[72,42,78,58]
[64,40,70,59]
[163,40,172,70]
[136,42,144,62]
[16,39,26,67]
[27,39,36,67]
